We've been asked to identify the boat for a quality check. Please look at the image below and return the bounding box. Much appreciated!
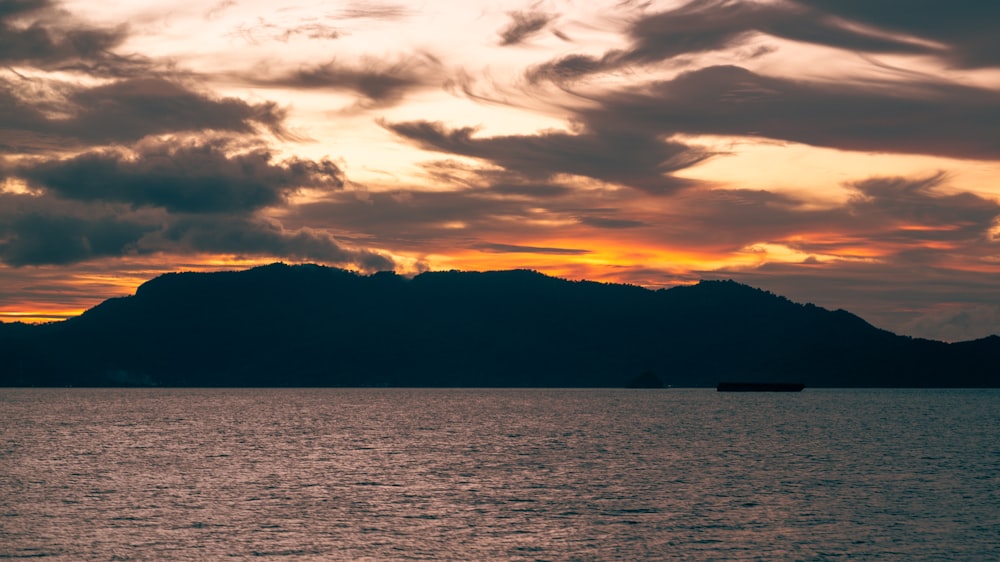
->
[716,382,805,392]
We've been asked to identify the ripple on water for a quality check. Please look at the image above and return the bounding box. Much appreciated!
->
[0,388,998,560]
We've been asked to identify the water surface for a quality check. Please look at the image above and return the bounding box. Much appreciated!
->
[2,388,997,560]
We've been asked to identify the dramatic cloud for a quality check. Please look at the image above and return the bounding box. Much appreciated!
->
[528,0,1000,83]
[0,2,394,274]
[0,0,48,17]
[70,78,286,139]
[792,0,1000,68]
[625,0,933,65]
[0,76,288,153]
[0,211,153,266]
[0,189,155,266]
[0,0,148,76]
[383,120,710,193]
[12,138,344,213]
[580,65,1000,160]
[0,190,392,270]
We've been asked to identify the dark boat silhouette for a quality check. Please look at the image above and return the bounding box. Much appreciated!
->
[717,382,805,392]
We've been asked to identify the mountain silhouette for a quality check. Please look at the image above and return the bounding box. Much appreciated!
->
[1,263,997,387]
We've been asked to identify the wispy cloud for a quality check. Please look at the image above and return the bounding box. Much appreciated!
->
[383,120,710,193]
[498,10,555,46]
[792,0,1000,68]
[475,242,588,255]
[229,19,340,44]
[247,53,442,108]
[576,65,1000,160]
[527,0,995,84]
[335,2,410,21]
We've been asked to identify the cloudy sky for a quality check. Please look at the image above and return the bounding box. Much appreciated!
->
[2,0,999,341]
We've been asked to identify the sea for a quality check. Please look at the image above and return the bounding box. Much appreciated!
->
[1,388,997,561]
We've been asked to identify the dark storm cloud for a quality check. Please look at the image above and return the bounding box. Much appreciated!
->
[382,120,710,193]
[0,0,150,76]
[581,65,1000,160]
[0,0,48,17]
[0,191,156,266]
[0,76,288,153]
[0,79,52,143]
[0,16,126,64]
[0,191,393,270]
[793,0,1000,68]
[13,139,344,213]
[67,78,288,141]
[0,213,153,266]
[498,10,555,46]
[251,55,441,108]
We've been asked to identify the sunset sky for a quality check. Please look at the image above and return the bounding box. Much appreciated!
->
[2,0,999,341]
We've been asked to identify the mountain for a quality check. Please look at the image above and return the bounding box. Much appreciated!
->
[1,263,997,387]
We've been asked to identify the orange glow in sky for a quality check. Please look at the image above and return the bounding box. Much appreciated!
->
[2,0,999,341]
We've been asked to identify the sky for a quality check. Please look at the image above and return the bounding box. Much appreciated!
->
[1,0,999,341]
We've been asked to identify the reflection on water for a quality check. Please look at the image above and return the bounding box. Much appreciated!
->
[1,388,998,560]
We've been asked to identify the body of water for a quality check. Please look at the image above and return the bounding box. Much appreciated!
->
[1,388,997,560]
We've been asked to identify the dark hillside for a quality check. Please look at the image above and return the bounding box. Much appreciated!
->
[1,263,997,387]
